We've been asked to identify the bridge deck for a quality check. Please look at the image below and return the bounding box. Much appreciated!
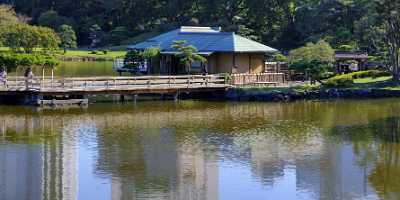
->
[0,75,230,95]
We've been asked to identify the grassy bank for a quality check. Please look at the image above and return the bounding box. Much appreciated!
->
[0,47,126,61]
[60,50,126,60]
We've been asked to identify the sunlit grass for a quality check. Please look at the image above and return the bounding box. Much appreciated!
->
[353,76,392,84]
[0,46,126,59]
[61,50,126,59]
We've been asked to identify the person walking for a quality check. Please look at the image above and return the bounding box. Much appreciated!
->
[201,64,208,85]
[24,68,34,90]
[0,68,7,88]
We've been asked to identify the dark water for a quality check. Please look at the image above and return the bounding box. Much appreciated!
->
[1,99,400,200]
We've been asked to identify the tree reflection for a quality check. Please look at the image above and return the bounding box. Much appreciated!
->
[330,116,400,200]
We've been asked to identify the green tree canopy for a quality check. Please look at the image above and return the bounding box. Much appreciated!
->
[38,10,75,30]
[0,23,60,53]
[58,24,77,53]
[289,40,335,63]
[0,53,59,71]
[0,4,26,25]
[171,40,206,74]
[289,40,335,83]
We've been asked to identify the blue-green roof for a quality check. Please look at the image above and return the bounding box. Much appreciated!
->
[128,26,277,54]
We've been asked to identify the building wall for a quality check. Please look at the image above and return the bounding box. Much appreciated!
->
[250,53,265,74]
[208,53,265,74]
[234,53,250,74]
[215,53,233,73]
[207,55,218,74]
[159,52,265,74]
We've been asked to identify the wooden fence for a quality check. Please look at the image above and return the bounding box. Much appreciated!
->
[230,73,285,86]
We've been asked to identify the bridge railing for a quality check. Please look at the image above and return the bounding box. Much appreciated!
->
[230,73,285,86]
[0,75,227,91]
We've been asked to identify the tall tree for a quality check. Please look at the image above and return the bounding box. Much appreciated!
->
[374,0,400,81]
[58,24,77,53]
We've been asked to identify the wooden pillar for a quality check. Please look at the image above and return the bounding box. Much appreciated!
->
[174,91,179,102]
[248,54,251,74]
[232,53,236,74]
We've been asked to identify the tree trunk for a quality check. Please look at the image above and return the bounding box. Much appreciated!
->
[388,18,400,82]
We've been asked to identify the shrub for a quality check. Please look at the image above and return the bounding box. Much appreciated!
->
[349,70,391,79]
[323,70,392,88]
[324,75,354,88]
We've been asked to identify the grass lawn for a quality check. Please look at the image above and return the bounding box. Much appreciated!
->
[0,46,126,59]
[353,76,392,84]
[60,50,126,59]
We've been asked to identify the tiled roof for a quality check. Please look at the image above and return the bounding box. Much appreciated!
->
[128,26,277,54]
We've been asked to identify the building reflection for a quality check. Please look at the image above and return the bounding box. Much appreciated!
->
[0,113,78,200]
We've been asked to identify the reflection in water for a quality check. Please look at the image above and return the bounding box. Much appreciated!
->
[0,100,400,199]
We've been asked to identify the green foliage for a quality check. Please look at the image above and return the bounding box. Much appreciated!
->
[0,23,60,53]
[171,40,206,73]
[290,59,330,83]
[89,24,103,48]
[324,70,392,87]
[142,47,160,59]
[0,0,393,57]
[105,26,131,45]
[58,24,77,52]
[0,53,59,71]
[289,40,335,63]
[218,73,232,83]
[272,53,288,62]
[338,44,357,51]
[0,4,25,25]
[289,40,335,83]
[324,75,354,88]
[124,50,143,69]
[38,10,75,30]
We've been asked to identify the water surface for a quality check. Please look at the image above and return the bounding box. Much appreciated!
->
[1,99,400,200]
[9,61,117,77]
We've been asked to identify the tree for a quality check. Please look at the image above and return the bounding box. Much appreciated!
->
[106,26,130,45]
[0,4,26,25]
[171,40,206,74]
[289,40,335,83]
[142,47,160,74]
[37,10,75,30]
[58,24,77,53]
[374,0,400,82]
[89,24,103,48]
[0,24,60,53]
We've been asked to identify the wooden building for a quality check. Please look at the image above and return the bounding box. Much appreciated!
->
[128,26,277,75]
[335,51,369,73]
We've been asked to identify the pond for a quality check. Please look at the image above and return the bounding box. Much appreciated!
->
[0,99,400,200]
[9,61,118,77]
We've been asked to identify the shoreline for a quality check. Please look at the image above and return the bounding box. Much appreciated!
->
[58,56,115,62]
[225,87,400,102]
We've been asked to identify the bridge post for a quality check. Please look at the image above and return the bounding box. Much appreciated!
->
[174,91,179,102]
[120,95,125,102]
[133,94,138,103]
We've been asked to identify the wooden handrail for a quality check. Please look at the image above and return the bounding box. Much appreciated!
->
[0,75,228,91]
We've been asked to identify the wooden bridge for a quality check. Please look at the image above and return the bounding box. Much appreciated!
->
[0,75,228,94]
[0,75,229,105]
